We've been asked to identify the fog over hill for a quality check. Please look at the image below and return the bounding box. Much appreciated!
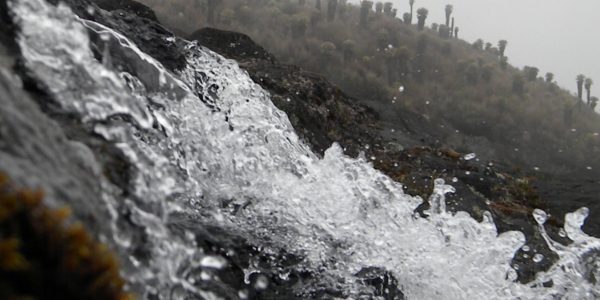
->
[350,0,600,96]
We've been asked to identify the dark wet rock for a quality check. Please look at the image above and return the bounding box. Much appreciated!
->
[533,174,600,235]
[190,28,276,64]
[0,66,113,238]
[94,0,159,21]
[169,212,371,299]
[356,267,405,300]
[46,0,186,71]
[0,0,17,67]
[248,63,383,157]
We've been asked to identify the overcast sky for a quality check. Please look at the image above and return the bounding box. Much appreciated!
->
[349,0,600,94]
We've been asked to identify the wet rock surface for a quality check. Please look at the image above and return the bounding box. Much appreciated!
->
[45,0,186,71]
[94,0,159,21]
[190,28,276,64]
[0,0,17,67]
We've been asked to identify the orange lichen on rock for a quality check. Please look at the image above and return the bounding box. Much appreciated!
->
[0,173,134,300]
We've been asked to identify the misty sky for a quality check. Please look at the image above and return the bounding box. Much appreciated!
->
[349,0,600,95]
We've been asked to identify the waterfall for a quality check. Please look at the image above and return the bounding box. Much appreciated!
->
[7,0,600,298]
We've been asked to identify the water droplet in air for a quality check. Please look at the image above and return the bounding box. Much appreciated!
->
[279,271,291,281]
[463,153,476,161]
[522,245,530,252]
[200,271,211,281]
[398,85,405,92]
[200,255,228,269]
[100,32,111,42]
[533,254,544,263]
[86,5,95,15]
[452,177,458,183]
[254,274,269,290]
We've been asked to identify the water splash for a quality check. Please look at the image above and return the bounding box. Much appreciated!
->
[9,0,600,298]
[11,0,153,128]
[528,208,600,299]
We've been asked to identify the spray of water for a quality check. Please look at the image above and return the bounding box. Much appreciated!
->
[9,0,600,298]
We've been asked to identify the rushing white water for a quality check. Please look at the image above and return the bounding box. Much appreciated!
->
[9,0,600,298]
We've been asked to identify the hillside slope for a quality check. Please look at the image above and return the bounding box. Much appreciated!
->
[140,0,600,178]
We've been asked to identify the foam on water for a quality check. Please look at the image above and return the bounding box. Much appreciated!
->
[9,0,600,298]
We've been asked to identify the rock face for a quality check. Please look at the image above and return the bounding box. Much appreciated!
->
[0,0,17,67]
[190,28,276,64]
[45,0,186,71]
[94,0,159,21]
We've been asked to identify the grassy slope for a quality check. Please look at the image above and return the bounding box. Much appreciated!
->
[140,0,600,176]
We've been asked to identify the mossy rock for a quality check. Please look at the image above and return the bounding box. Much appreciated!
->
[0,173,133,300]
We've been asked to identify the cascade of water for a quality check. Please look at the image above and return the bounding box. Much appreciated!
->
[8,0,600,298]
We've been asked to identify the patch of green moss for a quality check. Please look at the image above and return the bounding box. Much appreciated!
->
[509,177,543,208]
[0,173,134,300]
